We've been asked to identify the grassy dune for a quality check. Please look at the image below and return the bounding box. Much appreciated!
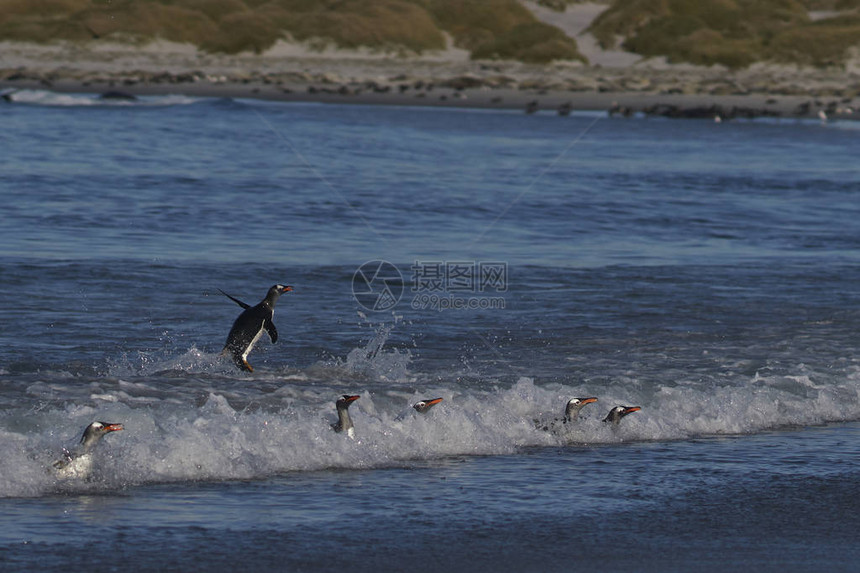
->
[589,0,860,68]
[416,0,584,62]
[0,0,585,63]
[2,0,859,68]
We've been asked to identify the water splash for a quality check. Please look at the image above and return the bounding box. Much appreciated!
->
[331,321,414,383]
[106,346,231,378]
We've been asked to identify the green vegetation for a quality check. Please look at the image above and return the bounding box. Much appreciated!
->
[0,0,584,63]
[471,21,583,62]
[0,0,219,45]
[3,0,860,67]
[769,12,860,66]
[588,0,860,68]
[264,1,448,54]
[415,0,584,62]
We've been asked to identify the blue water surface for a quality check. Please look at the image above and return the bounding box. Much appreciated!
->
[0,92,858,572]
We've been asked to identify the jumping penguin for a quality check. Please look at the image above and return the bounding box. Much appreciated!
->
[220,284,292,372]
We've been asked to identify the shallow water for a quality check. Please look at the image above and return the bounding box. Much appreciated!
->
[0,91,858,571]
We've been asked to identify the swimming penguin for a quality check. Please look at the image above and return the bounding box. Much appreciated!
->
[413,397,443,414]
[603,405,641,425]
[52,421,124,479]
[563,397,598,422]
[221,284,292,372]
[394,397,443,421]
[332,395,360,438]
[536,397,598,432]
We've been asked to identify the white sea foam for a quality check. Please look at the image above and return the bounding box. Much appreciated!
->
[1,89,200,107]
[2,319,859,497]
[2,362,859,499]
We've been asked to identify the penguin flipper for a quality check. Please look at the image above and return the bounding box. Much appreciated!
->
[265,319,278,343]
[218,289,251,310]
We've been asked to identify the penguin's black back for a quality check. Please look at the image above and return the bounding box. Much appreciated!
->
[225,303,273,351]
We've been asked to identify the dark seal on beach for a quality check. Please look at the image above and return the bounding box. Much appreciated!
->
[99,90,137,101]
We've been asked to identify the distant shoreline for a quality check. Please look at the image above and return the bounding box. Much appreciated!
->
[1,39,858,120]
[3,76,857,123]
[2,78,851,120]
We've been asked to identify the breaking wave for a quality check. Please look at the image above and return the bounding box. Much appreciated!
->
[1,324,858,499]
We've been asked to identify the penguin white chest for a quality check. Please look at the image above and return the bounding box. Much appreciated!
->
[55,453,94,480]
[241,321,267,359]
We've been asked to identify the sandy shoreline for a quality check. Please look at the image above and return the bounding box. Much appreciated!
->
[2,39,859,120]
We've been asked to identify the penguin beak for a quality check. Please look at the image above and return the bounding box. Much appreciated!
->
[283,286,293,292]
[344,395,360,402]
[413,397,443,412]
[104,423,124,433]
[622,406,641,416]
[581,397,598,405]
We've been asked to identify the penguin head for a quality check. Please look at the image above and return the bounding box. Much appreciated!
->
[264,284,292,306]
[603,405,641,425]
[336,395,360,409]
[268,284,293,297]
[80,421,124,448]
[564,397,598,420]
[413,397,443,413]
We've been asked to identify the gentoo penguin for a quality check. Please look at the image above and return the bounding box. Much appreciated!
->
[221,284,292,372]
[536,397,598,432]
[563,397,598,422]
[332,395,360,438]
[603,405,641,425]
[394,397,443,421]
[412,397,443,414]
[52,421,124,479]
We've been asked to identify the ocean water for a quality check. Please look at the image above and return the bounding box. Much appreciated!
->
[1,90,859,571]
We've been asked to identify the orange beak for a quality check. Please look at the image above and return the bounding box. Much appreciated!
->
[104,423,124,433]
